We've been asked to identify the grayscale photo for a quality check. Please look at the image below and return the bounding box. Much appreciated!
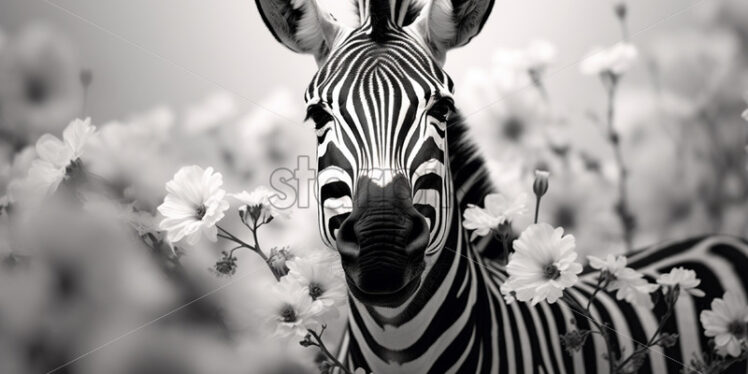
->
[0,0,747,373]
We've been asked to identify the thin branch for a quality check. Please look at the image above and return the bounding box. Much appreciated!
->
[605,76,636,252]
[307,327,352,374]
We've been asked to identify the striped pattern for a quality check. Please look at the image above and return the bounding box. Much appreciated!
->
[307,20,454,254]
[304,17,748,374]
[334,112,748,373]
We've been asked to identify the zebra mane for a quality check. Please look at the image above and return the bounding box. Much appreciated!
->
[446,111,506,259]
[369,0,391,42]
[352,0,426,41]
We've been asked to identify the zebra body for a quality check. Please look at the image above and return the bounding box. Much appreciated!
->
[334,113,748,373]
[252,0,748,372]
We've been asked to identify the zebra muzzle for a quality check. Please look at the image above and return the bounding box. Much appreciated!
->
[336,174,430,306]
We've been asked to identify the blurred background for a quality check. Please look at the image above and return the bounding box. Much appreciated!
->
[0,0,746,373]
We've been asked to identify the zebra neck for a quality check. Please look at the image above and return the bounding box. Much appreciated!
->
[346,200,491,370]
[344,111,499,370]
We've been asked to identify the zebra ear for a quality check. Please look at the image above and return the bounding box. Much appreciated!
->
[255,0,343,64]
[413,0,495,63]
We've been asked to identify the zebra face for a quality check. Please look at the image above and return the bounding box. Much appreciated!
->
[256,0,494,306]
[305,35,456,304]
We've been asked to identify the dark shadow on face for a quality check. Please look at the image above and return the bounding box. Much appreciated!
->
[335,174,430,307]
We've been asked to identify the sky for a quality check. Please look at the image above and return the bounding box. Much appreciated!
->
[0,0,704,125]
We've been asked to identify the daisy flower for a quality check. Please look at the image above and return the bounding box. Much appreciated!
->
[700,291,748,357]
[503,223,582,305]
[524,39,557,73]
[589,255,659,309]
[0,23,84,140]
[580,42,638,77]
[157,166,229,245]
[287,250,346,319]
[657,267,705,298]
[492,39,556,75]
[588,254,628,275]
[266,277,321,338]
[232,185,286,226]
[20,118,95,197]
[462,192,529,240]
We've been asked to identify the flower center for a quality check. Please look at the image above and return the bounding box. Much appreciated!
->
[544,263,561,280]
[309,282,324,300]
[728,320,747,338]
[502,117,525,141]
[24,75,49,104]
[64,159,82,179]
[195,204,207,220]
[280,305,296,323]
[555,205,577,230]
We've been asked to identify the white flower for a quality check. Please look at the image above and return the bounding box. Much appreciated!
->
[580,42,639,76]
[500,283,517,304]
[84,194,159,237]
[588,255,659,309]
[700,291,748,357]
[588,254,628,275]
[19,118,95,197]
[267,277,321,338]
[232,186,287,225]
[503,223,582,305]
[182,91,236,135]
[462,192,529,240]
[492,39,557,73]
[462,204,503,240]
[157,166,229,245]
[287,250,346,319]
[0,23,84,140]
[657,267,705,297]
[524,39,557,72]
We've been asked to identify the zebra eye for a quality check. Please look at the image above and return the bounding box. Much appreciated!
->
[428,99,454,122]
[305,105,333,129]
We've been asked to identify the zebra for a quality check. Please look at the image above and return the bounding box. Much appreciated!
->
[253,0,748,372]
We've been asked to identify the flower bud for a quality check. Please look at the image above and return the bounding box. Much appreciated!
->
[214,251,237,276]
[614,2,627,21]
[239,203,273,226]
[533,170,550,198]
[658,333,678,348]
[80,68,93,88]
[560,330,590,354]
[267,247,294,277]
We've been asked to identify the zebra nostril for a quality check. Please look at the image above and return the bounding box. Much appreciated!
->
[405,212,430,256]
[335,215,360,262]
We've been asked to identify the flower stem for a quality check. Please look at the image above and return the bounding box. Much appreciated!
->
[307,327,352,374]
[586,276,609,313]
[534,196,542,224]
[563,293,617,374]
[605,76,635,252]
[216,225,280,281]
[615,290,678,371]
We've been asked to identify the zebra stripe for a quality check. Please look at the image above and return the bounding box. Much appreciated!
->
[330,113,748,373]
[300,13,748,374]
[308,21,454,255]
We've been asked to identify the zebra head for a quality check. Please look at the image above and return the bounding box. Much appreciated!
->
[256,0,494,306]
